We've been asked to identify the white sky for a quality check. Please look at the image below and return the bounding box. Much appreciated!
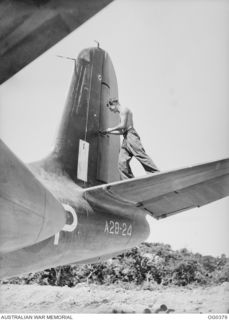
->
[0,0,229,256]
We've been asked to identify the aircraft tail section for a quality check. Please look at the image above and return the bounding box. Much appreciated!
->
[35,47,120,187]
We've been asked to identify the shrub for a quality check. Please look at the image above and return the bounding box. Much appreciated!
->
[4,243,228,287]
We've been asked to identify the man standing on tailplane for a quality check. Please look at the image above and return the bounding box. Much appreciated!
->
[100,98,159,180]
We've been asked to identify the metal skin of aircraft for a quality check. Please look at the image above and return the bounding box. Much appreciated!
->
[0,46,229,279]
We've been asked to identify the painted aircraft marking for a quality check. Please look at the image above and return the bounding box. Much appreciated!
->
[104,220,132,237]
[54,204,78,245]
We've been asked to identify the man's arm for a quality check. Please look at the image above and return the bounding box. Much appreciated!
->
[100,130,122,135]
[101,110,128,135]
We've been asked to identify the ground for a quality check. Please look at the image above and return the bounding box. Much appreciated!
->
[0,282,229,313]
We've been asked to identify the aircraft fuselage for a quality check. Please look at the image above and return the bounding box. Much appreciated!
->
[0,166,150,279]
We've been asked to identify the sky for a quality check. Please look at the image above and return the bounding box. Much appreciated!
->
[0,0,229,256]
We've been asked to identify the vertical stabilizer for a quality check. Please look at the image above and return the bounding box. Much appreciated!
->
[40,47,120,187]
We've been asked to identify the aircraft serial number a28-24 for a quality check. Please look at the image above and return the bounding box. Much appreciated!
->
[0,46,229,279]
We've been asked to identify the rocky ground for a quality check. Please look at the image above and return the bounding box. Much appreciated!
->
[0,282,229,314]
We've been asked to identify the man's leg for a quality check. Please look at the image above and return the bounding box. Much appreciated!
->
[127,130,159,173]
[118,147,134,180]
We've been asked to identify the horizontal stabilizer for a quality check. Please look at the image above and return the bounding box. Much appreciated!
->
[0,140,66,253]
[84,158,229,219]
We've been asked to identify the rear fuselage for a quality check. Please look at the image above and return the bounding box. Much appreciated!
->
[0,167,150,278]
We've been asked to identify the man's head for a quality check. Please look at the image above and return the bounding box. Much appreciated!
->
[106,98,120,113]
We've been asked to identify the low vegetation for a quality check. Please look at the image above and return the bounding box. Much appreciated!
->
[3,243,229,288]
